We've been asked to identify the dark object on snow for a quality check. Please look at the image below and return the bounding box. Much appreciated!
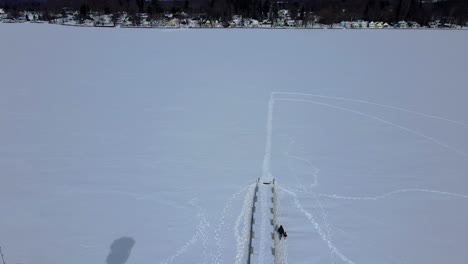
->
[106,237,135,264]
[283,231,288,239]
[278,225,284,235]
[278,225,287,240]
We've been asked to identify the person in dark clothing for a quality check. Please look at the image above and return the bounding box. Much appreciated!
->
[283,231,288,239]
[278,225,285,240]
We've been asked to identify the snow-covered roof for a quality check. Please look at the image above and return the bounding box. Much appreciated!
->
[0,8,5,14]
[278,9,289,15]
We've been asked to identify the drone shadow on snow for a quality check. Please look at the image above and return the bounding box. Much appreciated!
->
[106,237,135,264]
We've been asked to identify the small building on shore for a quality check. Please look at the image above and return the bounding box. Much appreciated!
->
[341,21,351,28]
[360,20,368,28]
[351,21,360,28]
[167,18,180,27]
[285,19,296,27]
[410,22,421,28]
[398,21,408,28]
[429,21,440,28]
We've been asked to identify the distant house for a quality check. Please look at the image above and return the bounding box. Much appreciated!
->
[188,18,201,28]
[83,19,94,26]
[360,20,368,28]
[398,21,408,28]
[341,21,351,29]
[232,15,243,27]
[260,20,272,28]
[351,21,360,28]
[276,19,285,27]
[123,18,133,26]
[250,19,259,27]
[369,21,376,29]
[429,21,440,28]
[167,18,180,27]
[285,19,296,27]
[410,22,421,28]
[204,20,212,27]
[376,22,384,28]
[241,19,251,27]
[443,23,457,28]
[1,9,8,20]
[94,15,113,26]
[140,20,151,27]
[278,9,289,19]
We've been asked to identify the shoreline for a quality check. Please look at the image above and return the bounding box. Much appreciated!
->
[2,21,468,31]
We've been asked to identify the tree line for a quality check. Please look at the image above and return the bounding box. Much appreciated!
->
[1,0,467,25]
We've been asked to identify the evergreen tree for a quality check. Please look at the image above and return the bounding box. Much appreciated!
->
[79,4,88,23]
[262,0,270,19]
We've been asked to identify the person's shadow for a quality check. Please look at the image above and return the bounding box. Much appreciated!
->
[106,237,135,264]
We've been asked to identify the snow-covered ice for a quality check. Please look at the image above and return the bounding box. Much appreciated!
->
[1,23,468,264]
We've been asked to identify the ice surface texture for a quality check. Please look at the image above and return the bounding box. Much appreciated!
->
[0,24,468,264]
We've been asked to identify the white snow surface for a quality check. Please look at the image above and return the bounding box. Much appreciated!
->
[250,182,275,264]
[1,23,468,264]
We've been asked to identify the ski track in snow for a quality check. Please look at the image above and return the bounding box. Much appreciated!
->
[275,98,468,159]
[160,182,254,264]
[269,92,468,264]
[190,198,212,264]
[160,232,199,264]
[78,243,104,250]
[212,184,252,264]
[64,235,105,251]
[60,182,257,264]
[160,198,210,264]
[234,184,256,264]
[256,92,275,264]
[311,191,336,264]
[60,187,147,200]
[282,137,335,264]
[57,185,155,202]
[280,186,356,264]
[272,93,468,204]
[283,135,319,189]
[317,188,468,201]
[262,92,275,180]
[272,92,468,127]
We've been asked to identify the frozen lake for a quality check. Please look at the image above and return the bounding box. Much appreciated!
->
[1,24,468,264]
